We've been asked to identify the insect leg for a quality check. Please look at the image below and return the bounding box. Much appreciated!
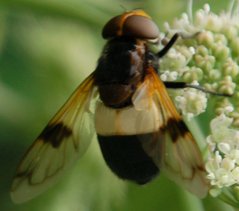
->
[164,81,232,97]
[157,32,200,58]
[157,33,179,58]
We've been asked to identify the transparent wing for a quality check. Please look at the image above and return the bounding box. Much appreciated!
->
[11,72,97,203]
[133,67,209,198]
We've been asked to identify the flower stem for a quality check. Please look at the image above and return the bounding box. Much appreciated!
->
[179,189,204,211]
[184,117,207,154]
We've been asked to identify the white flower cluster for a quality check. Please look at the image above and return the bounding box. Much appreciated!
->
[160,2,239,203]
[160,3,239,120]
[206,114,239,196]
[175,81,207,120]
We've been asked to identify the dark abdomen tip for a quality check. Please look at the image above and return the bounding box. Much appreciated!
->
[98,134,159,184]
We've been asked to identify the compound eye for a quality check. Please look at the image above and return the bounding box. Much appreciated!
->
[123,15,159,39]
[102,10,160,40]
[102,15,121,39]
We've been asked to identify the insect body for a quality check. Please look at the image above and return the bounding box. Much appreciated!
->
[11,10,209,203]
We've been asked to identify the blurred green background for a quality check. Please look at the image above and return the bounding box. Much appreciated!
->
[0,0,235,210]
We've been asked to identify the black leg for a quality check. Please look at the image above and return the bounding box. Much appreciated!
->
[157,32,201,58]
[164,81,232,97]
[157,33,179,58]
[164,81,186,89]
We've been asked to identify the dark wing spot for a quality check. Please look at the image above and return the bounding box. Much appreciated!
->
[166,118,188,143]
[39,123,72,148]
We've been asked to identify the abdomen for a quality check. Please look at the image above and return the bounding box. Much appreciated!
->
[95,101,162,184]
[98,134,159,184]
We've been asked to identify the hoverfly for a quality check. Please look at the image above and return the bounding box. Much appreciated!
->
[11,10,209,203]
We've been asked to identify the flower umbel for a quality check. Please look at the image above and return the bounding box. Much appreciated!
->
[160,2,239,207]
[206,115,239,188]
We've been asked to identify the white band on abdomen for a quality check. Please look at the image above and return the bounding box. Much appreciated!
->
[95,101,162,136]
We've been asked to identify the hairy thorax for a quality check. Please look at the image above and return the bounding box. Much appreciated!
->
[94,38,146,108]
